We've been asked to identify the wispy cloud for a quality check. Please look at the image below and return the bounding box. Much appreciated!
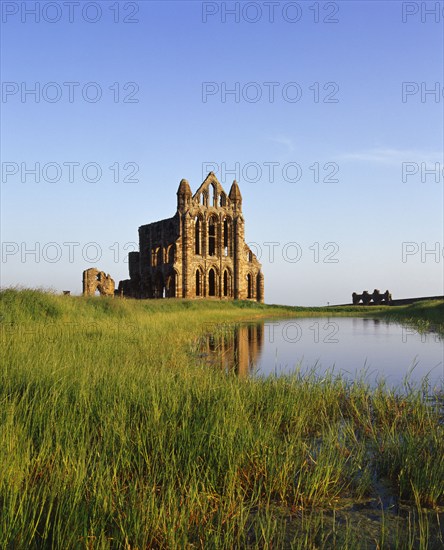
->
[339,148,443,165]
[267,135,297,153]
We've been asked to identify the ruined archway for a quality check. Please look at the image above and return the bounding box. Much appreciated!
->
[246,273,253,299]
[154,272,165,298]
[166,270,177,298]
[223,216,232,257]
[256,271,263,302]
[167,244,175,264]
[195,216,202,255]
[208,268,216,297]
[195,268,203,297]
[223,268,232,297]
[82,268,115,297]
[208,216,217,257]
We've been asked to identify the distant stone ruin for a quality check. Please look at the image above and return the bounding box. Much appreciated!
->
[82,268,115,297]
[352,289,392,305]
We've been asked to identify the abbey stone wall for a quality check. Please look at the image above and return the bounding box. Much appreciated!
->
[118,172,264,302]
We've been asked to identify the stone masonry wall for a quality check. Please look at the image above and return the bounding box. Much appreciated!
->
[118,172,264,302]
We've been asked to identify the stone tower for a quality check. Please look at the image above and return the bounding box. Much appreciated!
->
[118,172,264,301]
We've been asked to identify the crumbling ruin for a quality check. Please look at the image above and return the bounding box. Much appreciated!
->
[82,268,115,297]
[118,172,264,301]
[352,289,392,305]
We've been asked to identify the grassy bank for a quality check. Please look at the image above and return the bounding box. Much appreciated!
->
[374,300,444,335]
[1,289,443,548]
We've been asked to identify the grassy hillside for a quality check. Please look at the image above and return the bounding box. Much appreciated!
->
[1,289,443,548]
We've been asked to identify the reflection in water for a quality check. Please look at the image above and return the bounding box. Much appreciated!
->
[200,318,443,388]
[200,323,264,377]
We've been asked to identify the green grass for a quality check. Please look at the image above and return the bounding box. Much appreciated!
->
[375,300,444,335]
[1,289,443,548]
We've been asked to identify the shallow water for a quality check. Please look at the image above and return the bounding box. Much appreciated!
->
[201,317,443,389]
[199,317,444,546]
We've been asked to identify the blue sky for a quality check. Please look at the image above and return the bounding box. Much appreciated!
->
[1,0,443,305]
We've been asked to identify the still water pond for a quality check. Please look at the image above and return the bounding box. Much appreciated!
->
[201,317,443,389]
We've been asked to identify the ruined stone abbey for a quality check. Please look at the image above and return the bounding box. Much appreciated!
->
[118,172,264,301]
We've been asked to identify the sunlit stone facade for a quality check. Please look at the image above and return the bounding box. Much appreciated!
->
[118,172,264,301]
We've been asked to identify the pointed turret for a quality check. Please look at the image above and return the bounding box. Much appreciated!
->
[229,180,242,211]
[177,178,192,211]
